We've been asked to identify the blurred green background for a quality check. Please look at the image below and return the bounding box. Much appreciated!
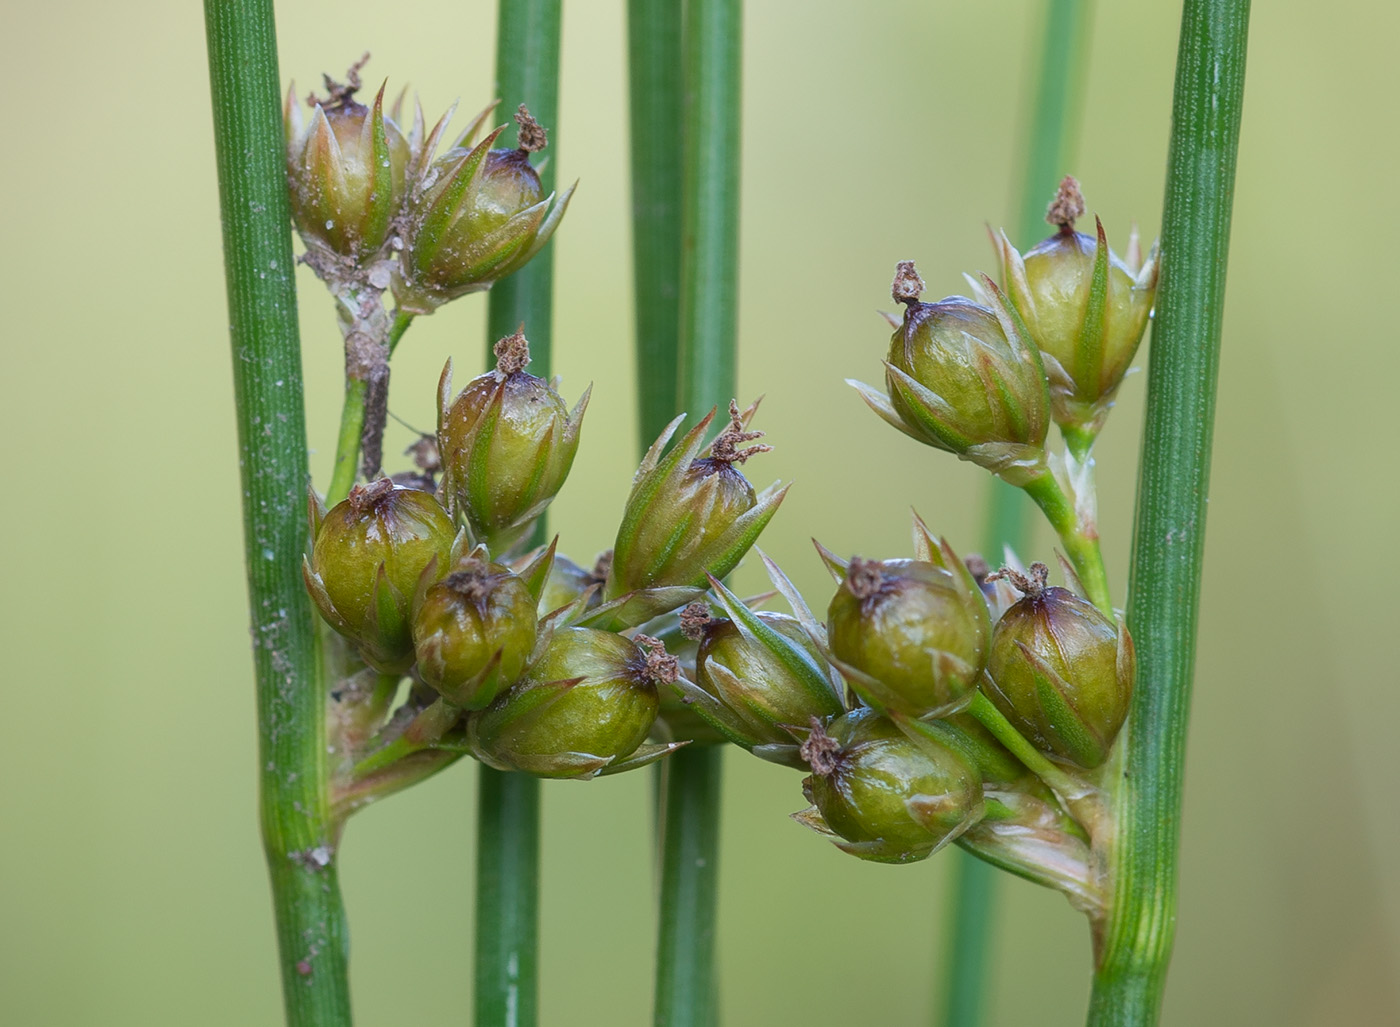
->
[2,1,1396,1023]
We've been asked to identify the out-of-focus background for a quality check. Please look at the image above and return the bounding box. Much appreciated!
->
[2,1,1396,1023]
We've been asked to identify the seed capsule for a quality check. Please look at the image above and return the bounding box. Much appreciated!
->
[468,628,670,779]
[795,708,984,864]
[303,479,459,673]
[607,401,787,599]
[826,547,990,719]
[438,331,588,556]
[983,563,1135,769]
[413,557,538,709]
[993,176,1160,444]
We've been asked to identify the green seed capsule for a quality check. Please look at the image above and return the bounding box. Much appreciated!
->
[607,401,787,598]
[413,558,538,709]
[393,105,574,313]
[284,65,410,269]
[304,479,458,673]
[994,176,1159,442]
[438,331,588,556]
[826,554,990,718]
[983,563,1135,770]
[468,628,668,779]
[797,707,984,865]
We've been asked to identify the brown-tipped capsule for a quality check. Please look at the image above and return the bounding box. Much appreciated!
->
[467,628,674,779]
[303,479,459,672]
[393,105,575,313]
[993,176,1160,445]
[826,548,991,719]
[438,331,588,556]
[606,401,787,599]
[284,60,410,272]
[983,563,1135,769]
[412,557,538,709]
[794,708,984,865]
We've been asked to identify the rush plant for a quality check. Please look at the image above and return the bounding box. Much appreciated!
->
[204,0,1247,1024]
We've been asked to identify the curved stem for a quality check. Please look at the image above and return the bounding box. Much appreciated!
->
[1088,1,1250,1022]
[1021,470,1112,615]
[387,308,414,356]
[203,0,351,1022]
[327,376,369,506]
[967,693,1090,812]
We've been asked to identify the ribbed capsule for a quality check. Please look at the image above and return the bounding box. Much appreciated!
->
[983,563,1135,770]
[303,479,459,673]
[794,707,984,865]
[825,544,990,719]
[606,401,787,599]
[283,67,410,269]
[467,628,677,779]
[412,557,538,709]
[437,331,588,556]
[850,262,1051,485]
[990,176,1159,443]
[393,105,575,313]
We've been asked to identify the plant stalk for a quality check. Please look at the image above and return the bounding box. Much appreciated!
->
[651,3,742,1025]
[627,0,685,446]
[476,3,561,1024]
[203,0,352,1022]
[1087,1,1250,1023]
[942,5,1094,1022]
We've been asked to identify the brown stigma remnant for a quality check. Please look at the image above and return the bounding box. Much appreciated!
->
[680,602,715,642]
[987,561,1050,598]
[347,477,395,515]
[710,400,772,465]
[635,634,680,685]
[515,105,548,154]
[1046,175,1086,232]
[800,716,842,776]
[309,52,371,111]
[891,260,925,306]
[845,556,885,600]
[493,329,532,377]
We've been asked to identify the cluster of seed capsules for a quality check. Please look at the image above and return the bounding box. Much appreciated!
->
[303,329,787,782]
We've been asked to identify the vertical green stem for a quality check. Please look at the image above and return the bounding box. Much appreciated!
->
[487,0,563,349]
[627,0,685,446]
[943,6,1094,1023]
[653,3,741,1025]
[477,3,561,1024]
[1087,2,1249,1023]
[203,1,351,1024]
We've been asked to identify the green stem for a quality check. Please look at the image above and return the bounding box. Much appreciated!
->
[477,4,561,1024]
[967,693,1088,809]
[654,746,723,1027]
[1022,470,1112,615]
[387,309,414,356]
[487,0,563,349]
[327,376,368,506]
[474,768,541,1027]
[628,0,685,445]
[944,6,1094,1021]
[203,1,351,1023]
[1088,2,1250,1023]
[652,3,741,1024]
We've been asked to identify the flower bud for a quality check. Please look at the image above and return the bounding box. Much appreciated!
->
[468,628,676,779]
[438,331,588,555]
[283,60,410,272]
[850,262,1050,484]
[674,577,844,766]
[793,708,983,864]
[607,400,787,599]
[412,557,538,709]
[983,563,1134,769]
[303,479,460,673]
[993,176,1160,443]
[393,105,575,313]
[825,542,991,719]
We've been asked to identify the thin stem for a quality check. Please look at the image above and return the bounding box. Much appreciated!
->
[474,768,541,1027]
[653,3,741,1024]
[477,4,562,1024]
[1021,471,1112,615]
[203,1,351,1023]
[1088,2,1250,1023]
[654,746,723,1027]
[327,377,369,505]
[487,0,563,349]
[628,0,685,446]
[387,309,414,356]
[967,694,1088,810]
[944,6,1094,1021]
